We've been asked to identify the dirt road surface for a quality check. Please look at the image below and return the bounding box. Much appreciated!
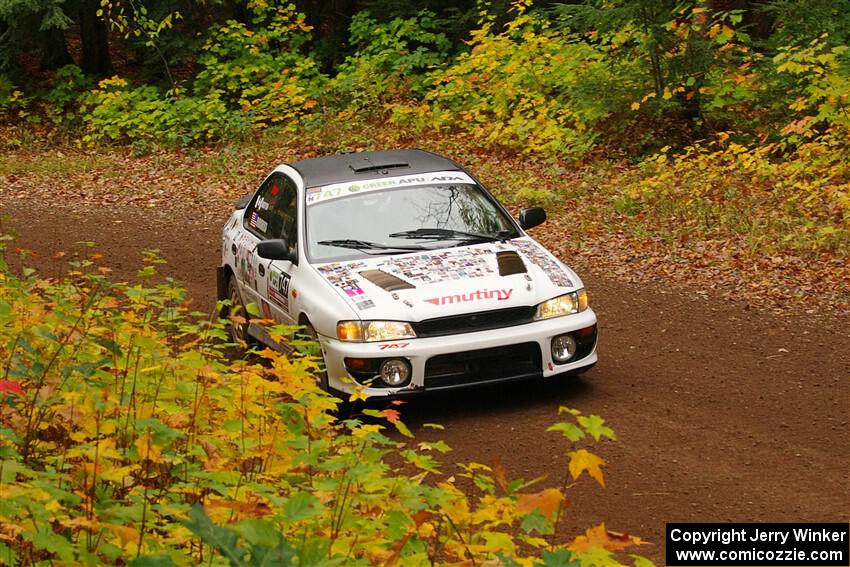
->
[2,201,848,564]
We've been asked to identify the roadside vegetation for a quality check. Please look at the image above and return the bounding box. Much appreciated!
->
[0,243,645,564]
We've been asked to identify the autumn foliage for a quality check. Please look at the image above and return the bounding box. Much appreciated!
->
[0,241,649,565]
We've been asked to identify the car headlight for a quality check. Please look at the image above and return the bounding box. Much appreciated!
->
[336,320,416,342]
[534,289,589,320]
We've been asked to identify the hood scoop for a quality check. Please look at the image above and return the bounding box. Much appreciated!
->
[497,250,527,276]
[359,269,415,291]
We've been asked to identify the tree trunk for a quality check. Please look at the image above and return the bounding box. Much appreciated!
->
[79,0,113,76]
[41,27,73,70]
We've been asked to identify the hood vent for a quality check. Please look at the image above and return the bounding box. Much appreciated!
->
[359,269,415,291]
[497,251,527,276]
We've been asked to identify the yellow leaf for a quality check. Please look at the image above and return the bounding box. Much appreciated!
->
[104,523,141,547]
[630,102,641,110]
[135,434,163,463]
[567,449,606,487]
[570,523,649,553]
[516,488,566,520]
[348,387,369,402]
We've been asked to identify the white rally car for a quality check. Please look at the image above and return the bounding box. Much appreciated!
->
[217,149,597,396]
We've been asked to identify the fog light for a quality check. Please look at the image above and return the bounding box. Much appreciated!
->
[551,334,577,364]
[379,358,411,386]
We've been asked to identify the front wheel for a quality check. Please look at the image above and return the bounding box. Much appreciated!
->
[300,323,329,391]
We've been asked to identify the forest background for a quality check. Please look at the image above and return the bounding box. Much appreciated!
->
[1,0,849,279]
[0,0,848,564]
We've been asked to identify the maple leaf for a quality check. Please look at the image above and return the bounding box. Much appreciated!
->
[0,380,23,396]
[569,523,648,553]
[516,488,566,520]
[576,415,617,441]
[348,387,369,403]
[379,408,401,423]
[491,456,509,494]
[103,523,141,547]
[547,421,585,442]
[568,449,606,487]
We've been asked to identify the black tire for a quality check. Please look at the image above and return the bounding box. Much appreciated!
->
[300,322,353,417]
[227,277,251,350]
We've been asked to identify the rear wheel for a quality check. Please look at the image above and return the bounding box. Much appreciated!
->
[227,277,251,349]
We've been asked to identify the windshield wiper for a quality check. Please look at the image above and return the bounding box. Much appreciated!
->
[388,228,511,242]
[317,239,431,253]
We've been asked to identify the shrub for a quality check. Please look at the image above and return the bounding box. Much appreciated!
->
[619,136,850,253]
[0,73,26,116]
[43,65,94,127]
[329,10,453,111]
[79,78,241,145]
[0,241,651,565]
[416,3,635,158]
[194,2,325,129]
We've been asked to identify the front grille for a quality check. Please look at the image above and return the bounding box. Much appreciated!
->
[424,342,541,390]
[412,306,536,338]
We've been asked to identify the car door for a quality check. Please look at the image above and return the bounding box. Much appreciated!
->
[263,175,299,326]
[240,173,282,319]
[244,172,299,326]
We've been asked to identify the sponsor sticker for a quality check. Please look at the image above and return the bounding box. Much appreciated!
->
[512,239,574,288]
[250,210,269,232]
[306,171,476,206]
[424,288,513,306]
[268,270,292,311]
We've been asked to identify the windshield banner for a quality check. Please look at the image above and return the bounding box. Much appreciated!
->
[306,171,476,206]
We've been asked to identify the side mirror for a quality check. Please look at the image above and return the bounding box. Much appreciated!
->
[518,207,546,230]
[234,195,251,210]
[257,239,296,263]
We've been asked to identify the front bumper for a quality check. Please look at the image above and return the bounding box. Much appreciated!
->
[318,308,598,396]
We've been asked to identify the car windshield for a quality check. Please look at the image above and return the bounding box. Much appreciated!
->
[306,183,519,261]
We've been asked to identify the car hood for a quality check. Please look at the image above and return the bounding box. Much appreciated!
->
[313,238,580,321]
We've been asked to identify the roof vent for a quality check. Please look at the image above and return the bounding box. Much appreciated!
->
[349,159,410,174]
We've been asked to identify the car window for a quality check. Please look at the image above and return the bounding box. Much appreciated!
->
[305,183,518,262]
[245,173,298,246]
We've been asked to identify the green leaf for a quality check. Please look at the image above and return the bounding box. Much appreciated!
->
[520,509,550,535]
[130,555,179,567]
[393,419,413,438]
[384,510,410,541]
[32,529,75,563]
[283,492,322,522]
[246,302,261,317]
[547,422,585,442]
[183,505,247,566]
[235,519,280,548]
[630,554,656,567]
[576,415,616,441]
[0,299,10,317]
[539,548,580,566]
[0,542,18,565]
